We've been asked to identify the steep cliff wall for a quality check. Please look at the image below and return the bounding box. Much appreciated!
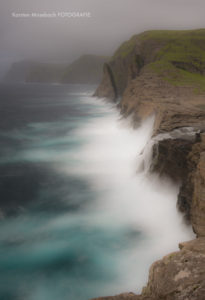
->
[95,29,205,101]
[93,29,205,300]
[62,55,109,84]
[4,61,66,83]
[5,55,109,84]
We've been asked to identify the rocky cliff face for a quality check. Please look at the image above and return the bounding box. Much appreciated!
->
[93,29,205,300]
[142,238,205,300]
[92,238,205,300]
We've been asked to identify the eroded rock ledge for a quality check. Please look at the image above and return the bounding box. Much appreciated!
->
[92,239,205,300]
[92,29,205,300]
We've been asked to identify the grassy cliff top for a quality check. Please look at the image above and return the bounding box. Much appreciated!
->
[112,35,138,59]
[111,29,205,93]
[138,28,205,40]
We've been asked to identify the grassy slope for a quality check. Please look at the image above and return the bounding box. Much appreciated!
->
[141,29,205,92]
[112,35,138,59]
[111,29,205,93]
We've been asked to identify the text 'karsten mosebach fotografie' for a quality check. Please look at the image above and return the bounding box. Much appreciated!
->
[12,11,91,18]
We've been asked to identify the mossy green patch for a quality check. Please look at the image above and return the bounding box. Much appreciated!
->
[139,29,205,42]
[141,29,205,92]
[106,29,205,97]
[150,60,205,92]
[112,35,137,60]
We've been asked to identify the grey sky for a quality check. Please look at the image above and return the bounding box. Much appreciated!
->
[1,0,205,65]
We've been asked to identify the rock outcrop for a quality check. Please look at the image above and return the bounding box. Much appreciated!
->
[141,238,205,300]
[93,29,205,300]
[92,239,205,300]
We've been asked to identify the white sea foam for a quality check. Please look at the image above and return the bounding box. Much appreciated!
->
[6,94,194,294]
[57,98,194,293]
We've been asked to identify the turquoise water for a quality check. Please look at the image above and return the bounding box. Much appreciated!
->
[0,83,193,300]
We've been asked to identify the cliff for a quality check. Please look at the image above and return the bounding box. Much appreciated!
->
[93,29,205,300]
[4,55,109,84]
[4,61,66,83]
[61,55,109,84]
[26,63,66,83]
[4,61,34,82]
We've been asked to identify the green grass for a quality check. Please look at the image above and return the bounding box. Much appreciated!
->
[109,29,205,94]
[138,29,205,41]
[138,29,205,92]
[150,59,205,92]
[112,35,137,59]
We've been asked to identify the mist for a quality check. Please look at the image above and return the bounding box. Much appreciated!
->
[56,98,194,293]
[0,91,194,298]
[1,0,205,72]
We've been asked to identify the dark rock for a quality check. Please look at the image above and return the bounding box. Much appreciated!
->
[151,138,194,183]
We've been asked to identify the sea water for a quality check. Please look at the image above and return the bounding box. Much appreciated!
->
[0,83,193,300]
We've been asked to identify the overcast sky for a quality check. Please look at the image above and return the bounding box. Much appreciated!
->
[1,0,205,67]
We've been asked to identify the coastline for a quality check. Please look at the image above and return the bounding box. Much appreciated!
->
[92,29,205,300]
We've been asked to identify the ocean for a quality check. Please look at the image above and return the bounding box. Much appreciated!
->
[0,83,193,300]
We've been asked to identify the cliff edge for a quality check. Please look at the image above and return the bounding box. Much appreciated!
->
[93,29,205,300]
